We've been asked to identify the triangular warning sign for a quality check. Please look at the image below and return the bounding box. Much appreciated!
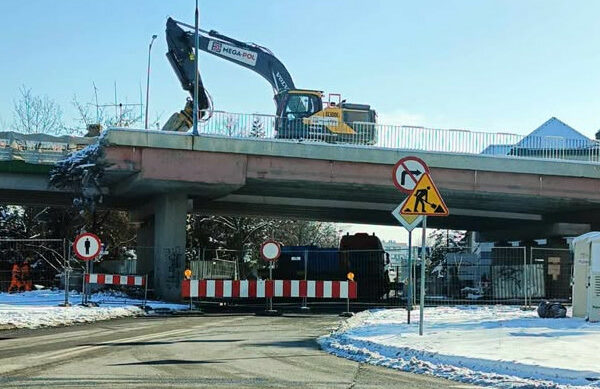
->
[400,173,449,216]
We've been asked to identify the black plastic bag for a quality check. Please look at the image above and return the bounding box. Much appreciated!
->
[537,301,567,318]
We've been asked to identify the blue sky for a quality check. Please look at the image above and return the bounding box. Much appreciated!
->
[1,1,600,137]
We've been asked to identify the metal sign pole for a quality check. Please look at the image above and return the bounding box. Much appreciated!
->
[143,274,148,308]
[192,0,200,136]
[301,249,308,310]
[85,260,90,304]
[269,262,273,311]
[419,216,427,336]
[64,243,70,307]
[407,230,412,324]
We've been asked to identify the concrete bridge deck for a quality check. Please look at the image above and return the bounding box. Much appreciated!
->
[101,129,600,239]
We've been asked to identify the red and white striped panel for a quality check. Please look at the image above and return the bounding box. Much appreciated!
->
[182,280,357,299]
[85,273,146,286]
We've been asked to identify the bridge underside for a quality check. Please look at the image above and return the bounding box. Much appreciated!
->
[3,129,600,301]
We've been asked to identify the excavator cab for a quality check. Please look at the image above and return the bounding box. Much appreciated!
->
[275,90,377,144]
[274,89,323,138]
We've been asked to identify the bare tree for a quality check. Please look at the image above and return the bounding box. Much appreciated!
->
[11,86,65,135]
[71,94,143,133]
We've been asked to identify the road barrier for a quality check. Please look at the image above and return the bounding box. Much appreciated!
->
[182,279,357,299]
[85,273,146,286]
[84,273,148,307]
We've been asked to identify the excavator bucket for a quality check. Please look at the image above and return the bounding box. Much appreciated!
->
[165,18,210,115]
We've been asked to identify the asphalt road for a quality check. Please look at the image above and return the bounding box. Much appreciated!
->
[0,314,479,388]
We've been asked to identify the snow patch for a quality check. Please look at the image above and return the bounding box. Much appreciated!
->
[0,289,187,330]
[319,306,600,388]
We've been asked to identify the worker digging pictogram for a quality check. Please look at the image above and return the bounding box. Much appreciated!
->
[400,173,449,216]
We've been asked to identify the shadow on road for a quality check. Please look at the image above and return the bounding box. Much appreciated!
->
[110,353,326,366]
[246,337,320,350]
[110,359,222,366]
[82,339,244,347]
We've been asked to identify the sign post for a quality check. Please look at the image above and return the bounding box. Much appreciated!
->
[340,272,355,317]
[419,216,427,336]
[392,156,449,336]
[260,240,281,315]
[407,230,412,324]
[301,249,309,311]
[184,269,193,310]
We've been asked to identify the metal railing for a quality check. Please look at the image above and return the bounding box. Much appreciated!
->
[197,111,600,163]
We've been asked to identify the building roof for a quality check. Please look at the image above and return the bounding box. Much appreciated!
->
[480,144,514,155]
[481,117,595,155]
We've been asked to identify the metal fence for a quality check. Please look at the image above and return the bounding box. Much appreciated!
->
[0,239,67,293]
[198,110,600,163]
[0,241,573,307]
[181,245,573,306]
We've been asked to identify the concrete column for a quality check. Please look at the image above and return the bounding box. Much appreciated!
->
[135,217,155,277]
[152,193,188,302]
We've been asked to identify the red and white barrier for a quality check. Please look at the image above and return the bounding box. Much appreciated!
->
[182,279,357,299]
[85,273,146,286]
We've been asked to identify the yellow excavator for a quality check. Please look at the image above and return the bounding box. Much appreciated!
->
[162,18,377,144]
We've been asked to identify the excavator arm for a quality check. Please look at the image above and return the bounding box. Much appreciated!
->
[165,17,295,113]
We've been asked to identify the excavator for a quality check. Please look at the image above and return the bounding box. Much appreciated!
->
[162,17,377,144]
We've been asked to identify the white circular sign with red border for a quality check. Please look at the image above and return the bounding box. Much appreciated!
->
[73,233,102,261]
[392,156,430,193]
[260,240,281,262]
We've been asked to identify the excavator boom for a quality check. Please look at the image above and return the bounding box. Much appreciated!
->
[165,17,295,108]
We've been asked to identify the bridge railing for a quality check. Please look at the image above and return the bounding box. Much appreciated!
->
[198,111,600,163]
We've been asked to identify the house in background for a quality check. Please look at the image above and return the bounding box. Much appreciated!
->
[481,117,598,160]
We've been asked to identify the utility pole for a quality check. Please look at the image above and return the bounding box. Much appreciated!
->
[145,34,157,129]
[192,0,200,136]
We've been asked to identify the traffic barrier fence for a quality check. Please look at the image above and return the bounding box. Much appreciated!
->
[182,279,356,299]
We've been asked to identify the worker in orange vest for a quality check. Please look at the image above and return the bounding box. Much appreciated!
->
[21,260,32,292]
[8,263,21,293]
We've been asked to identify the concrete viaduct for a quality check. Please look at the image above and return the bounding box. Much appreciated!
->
[2,128,600,300]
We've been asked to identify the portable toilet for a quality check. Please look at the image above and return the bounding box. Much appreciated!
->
[571,232,600,317]
[588,243,600,322]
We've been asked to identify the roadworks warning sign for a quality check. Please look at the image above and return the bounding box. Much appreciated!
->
[400,173,449,216]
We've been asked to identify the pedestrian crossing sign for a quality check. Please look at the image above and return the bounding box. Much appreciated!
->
[400,173,449,216]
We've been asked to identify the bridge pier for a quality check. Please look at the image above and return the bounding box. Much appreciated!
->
[133,193,188,301]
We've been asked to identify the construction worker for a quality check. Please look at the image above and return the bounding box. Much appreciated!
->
[8,262,21,293]
[21,259,32,291]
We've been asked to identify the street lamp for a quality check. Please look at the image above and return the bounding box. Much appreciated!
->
[145,34,158,129]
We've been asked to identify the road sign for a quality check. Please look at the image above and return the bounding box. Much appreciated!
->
[391,204,424,231]
[73,233,102,261]
[392,156,430,194]
[260,240,281,261]
[400,173,449,216]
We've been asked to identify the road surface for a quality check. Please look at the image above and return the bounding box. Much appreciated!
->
[0,314,479,388]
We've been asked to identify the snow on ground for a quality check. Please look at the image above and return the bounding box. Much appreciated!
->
[318,306,600,388]
[0,289,187,330]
